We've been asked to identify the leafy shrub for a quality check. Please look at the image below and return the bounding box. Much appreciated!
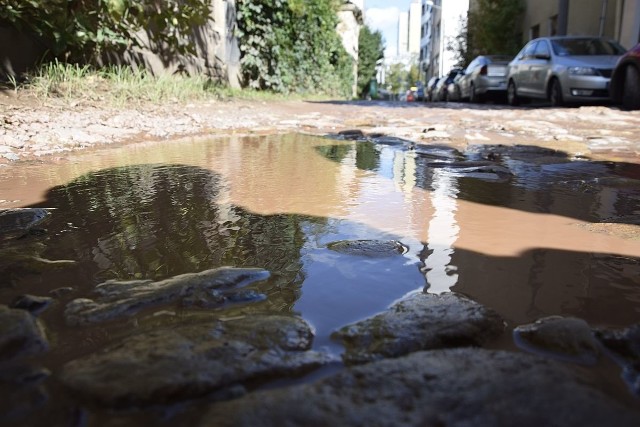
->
[236,0,353,97]
[0,0,212,63]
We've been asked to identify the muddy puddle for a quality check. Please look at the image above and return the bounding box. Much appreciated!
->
[1,133,639,425]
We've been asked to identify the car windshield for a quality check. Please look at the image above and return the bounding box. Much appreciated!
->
[551,38,626,56]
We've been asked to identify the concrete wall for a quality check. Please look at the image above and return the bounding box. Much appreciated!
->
[100,0,240,87]
[616,0,640,48]
[338,1,364,97]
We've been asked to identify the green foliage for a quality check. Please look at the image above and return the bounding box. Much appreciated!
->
[447,16,473,69]
[236,0,353,97]
[467,0,525,57]
[0,0,212,63]
[357,25,384,97]
[385,62,420,93]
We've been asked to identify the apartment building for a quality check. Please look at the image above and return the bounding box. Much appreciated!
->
[419,0,470,82]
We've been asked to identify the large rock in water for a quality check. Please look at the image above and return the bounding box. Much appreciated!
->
[0,305,49,363]
[0,208,50,242]
[332,292,504,364]
[514,316,600,365]
[595,323,640,396]
[198,348,640,427]
[59,315,332,407]
[64,267,270,325]
[326,239,408,258]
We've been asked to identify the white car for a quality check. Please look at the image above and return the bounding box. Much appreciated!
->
[506,36,625,106]
[458,55,513,103]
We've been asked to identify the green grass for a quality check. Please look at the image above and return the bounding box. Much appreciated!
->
[18,60,337,107]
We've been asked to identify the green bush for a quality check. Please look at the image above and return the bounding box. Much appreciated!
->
[236,0,353,97]
[0,0,212,63]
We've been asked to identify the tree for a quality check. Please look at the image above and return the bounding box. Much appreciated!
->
[357,25,384,97]
[448,15,473,69]
[467,0,525,57]
[236,0,353,96]
[385,61,420,94]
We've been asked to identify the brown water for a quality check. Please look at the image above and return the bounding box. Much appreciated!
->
[1,133,640,421]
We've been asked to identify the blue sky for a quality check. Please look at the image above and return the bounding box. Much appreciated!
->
[365,0,416,57]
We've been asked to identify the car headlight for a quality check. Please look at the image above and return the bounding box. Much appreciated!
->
[568,67,598,75]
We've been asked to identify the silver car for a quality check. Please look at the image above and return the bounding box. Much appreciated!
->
[506,36,625,106]
[458,55,513,103]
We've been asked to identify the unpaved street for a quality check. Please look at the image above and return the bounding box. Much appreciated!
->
[2,92,640,164]
[1,94,640,426]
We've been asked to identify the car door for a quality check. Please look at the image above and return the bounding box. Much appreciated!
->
[511,41,538,96]
[459,59,477,100]
[528,40,552,97]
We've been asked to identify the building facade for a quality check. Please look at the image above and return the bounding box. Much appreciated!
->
[522,0,640,49]
[419,0,470,82]
[397,0,423,60]
[418,0,639,84]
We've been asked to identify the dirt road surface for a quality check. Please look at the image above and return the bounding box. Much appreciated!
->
[2,91,640,164]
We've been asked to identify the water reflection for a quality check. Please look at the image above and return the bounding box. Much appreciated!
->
[23,165,313,313]
[422,169,460,294]
[2,134,639,332]
[316,138,640,326]
[5,163,427,344]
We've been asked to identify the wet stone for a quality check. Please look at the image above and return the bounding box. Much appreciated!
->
[468,144,566,163]
[326,239,408,258]
[64,267,270,325]
[10,295,53,316]
[0,305,49,363]
[413,143,463,161]
[337,129,365,140]
[0,208,50,242]
[0,365,49,422]
[332,292,504,364]
[198,348,640,427]
[425,159,514,182]
[181,288,266,308]
[595,323,640,396]
[370,136,416,149]
[514,316,600,365]
[60,314,332,407]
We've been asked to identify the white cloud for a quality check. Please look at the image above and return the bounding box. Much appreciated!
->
[365,7,400,57]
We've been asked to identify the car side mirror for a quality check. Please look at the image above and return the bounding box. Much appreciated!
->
[534,54,551,60]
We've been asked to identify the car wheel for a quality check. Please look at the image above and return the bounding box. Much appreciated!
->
[507,80,519,106]
[621,65,640,111]
[549,78,564,107]
[470,84,484,104]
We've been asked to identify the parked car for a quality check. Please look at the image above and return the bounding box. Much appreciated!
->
[415,82,425,101]
[506,36,626,106]
[610,42,640,110]
[446,73,465,102]
[458,55,513,103]
[425,77,440,101]
[433,68,464,102]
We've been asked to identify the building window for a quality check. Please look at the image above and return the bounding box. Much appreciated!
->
[530,24,540,40]
[549,15,558,36]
